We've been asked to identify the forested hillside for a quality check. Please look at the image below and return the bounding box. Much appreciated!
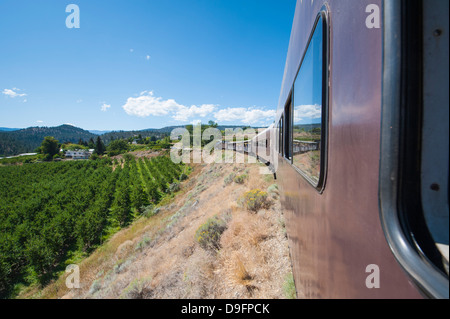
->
[0,125,97,156]
[0,155,188,297]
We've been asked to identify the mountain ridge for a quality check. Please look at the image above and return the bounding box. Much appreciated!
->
[0,124,261,156]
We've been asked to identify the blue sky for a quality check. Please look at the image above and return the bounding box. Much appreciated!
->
[0,0,296,131]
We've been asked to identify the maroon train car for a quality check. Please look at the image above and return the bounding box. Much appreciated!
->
[270,0,448,299]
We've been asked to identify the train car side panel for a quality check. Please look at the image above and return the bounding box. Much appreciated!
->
[278,0,422,298]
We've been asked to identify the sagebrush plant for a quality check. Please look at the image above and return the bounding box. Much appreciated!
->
[120,277,152,299]
[223,173,236,186]
[89,279,102,295]
[239,189,271,212]
[135,236,152,252]
[267,184,279,198]
[195,215,227,251]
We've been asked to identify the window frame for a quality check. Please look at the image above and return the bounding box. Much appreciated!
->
[288,10,329,192]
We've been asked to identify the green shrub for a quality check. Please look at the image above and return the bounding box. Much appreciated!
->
[234,173,248,184]
[195,216,227,251]
[169,182,180,193]
[239,189,271,212]
[142,205,155,218]
[123,153,135,162]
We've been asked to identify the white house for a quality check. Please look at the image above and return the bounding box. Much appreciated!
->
[65,149,93,160]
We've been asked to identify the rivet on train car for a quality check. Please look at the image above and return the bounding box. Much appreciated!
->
[433,29,442,37]
[430,183,440,191]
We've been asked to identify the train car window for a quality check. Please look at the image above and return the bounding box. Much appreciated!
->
[276,120,280,154]
[284,97,292,160]
[292,15,326,187]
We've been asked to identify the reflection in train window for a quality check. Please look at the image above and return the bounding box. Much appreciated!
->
[292,16,324,186]
[284,96,292,160]
[279,117,283,155]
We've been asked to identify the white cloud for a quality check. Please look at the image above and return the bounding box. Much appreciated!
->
[122,91,216,121]
[37,120,43,123]
[293,104,321,122]
[214,107,276,125]
[122,91,183,117]
[173,104,217,122]
[122,91,276,125]
[2,88,27,98]
[101,103,111,112]
[146,55,151,60]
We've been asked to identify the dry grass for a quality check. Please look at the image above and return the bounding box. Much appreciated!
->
[21,155,293,299]
[216,205,289,298]
[230,253,254,285]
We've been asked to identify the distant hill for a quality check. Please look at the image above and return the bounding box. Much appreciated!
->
[99,125,260,144]
[293,123,322,132]
[0,125,97,157]
[0,127,21,132]
[88,130,112,135]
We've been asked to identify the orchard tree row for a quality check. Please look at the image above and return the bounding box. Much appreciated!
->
[0,155,187,297]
